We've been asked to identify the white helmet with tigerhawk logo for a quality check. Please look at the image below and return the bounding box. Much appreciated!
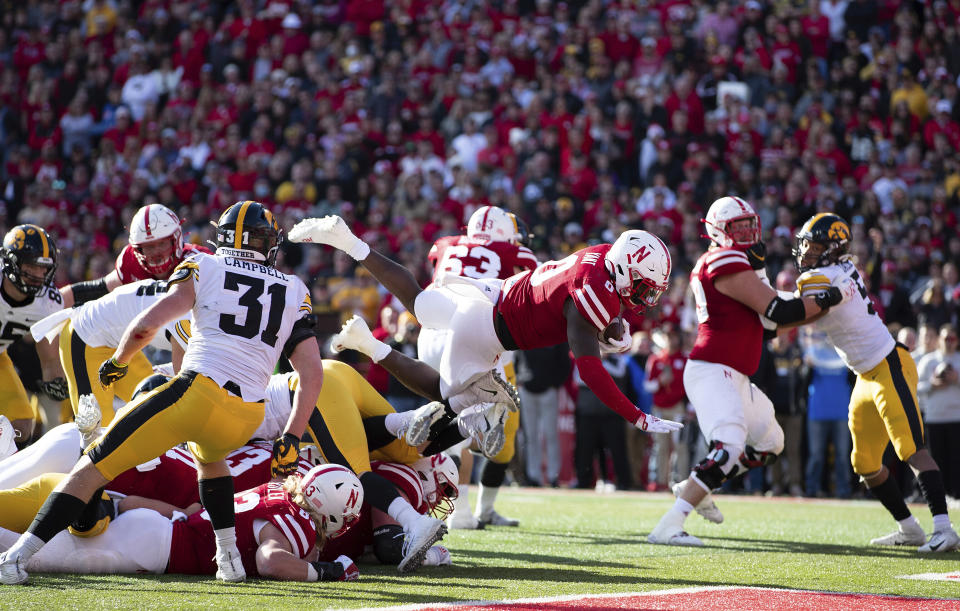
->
[412,454,460,520]
[466,206,518,243]
[299,464,364,538]
[605,230,671,310]
[129,204,184,276]
[703,196,761,248]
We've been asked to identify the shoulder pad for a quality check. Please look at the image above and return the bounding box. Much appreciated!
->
[168,260,199,285]
[796,269,832,296]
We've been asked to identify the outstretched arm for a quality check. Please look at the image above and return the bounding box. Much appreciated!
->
[714,270,838,324]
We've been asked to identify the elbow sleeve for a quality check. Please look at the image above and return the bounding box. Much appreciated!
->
[763,296,806,326]
[70,278,109,305]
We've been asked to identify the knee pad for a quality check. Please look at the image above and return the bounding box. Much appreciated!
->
[372,524,404,565]
[738,445,779,471]
[692,440,742,490]
[414,290,457,330]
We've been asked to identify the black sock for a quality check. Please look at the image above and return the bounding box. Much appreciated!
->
[362,415,395,450]
[70,487,114,533]
[198,476,235,530]
[28,491,89,542]
[481,460,508,488]
[868,475,912,521]
[359,471,401,512]
[423,422,467,456]
[917,469,949,517]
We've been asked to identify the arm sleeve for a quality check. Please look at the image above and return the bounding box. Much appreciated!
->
[575,355,642,424]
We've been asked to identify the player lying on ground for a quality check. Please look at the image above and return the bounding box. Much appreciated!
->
[648,196,848,547]
[794,213,959,553]
[0,464,365,582]
[290,216,683,456]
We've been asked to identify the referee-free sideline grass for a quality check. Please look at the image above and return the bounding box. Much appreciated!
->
[3,487,958,610]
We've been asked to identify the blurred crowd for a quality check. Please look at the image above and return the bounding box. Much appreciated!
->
[3,0,960,499]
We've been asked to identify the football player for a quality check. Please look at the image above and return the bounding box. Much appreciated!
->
[794,213,959,552]
[0,464,366,582]
[647,197,845,547]
[290,216,684,457]
[0,225,69,442]
[0,201,321,585]
[59,204,211,308]
[421,206,537,530]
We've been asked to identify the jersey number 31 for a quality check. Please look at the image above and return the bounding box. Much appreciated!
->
[219,272,286,346]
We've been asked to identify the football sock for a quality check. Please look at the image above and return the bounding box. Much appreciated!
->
[198,476,235,530]
[213,527,237,553]
[28,491,88,543]
[387,497,420,530]
[868,475,911,522]
[384,412,406,437]
[451,484,471,516]
[360,471,401,513]
[933,514,952,532]
[361,415,394,450]
[916,469,949,522]
[897,515,921,530]
[674,498,695,517]
[423,423,468,455]
[481,460,508,488]
[476,484,500,518]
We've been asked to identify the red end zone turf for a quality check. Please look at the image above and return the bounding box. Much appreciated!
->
[411,586,960,611]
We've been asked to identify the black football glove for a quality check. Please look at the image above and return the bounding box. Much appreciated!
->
[98,358,128,388]
[745,241,767,270]
[814,286,843,310]
[38,377,69,401]
[271,432,300,477]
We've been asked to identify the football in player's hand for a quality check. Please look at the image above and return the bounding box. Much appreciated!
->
[602,319,625,342]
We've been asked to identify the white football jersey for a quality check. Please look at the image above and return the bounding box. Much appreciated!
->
[797,260,895,374]
[177,253,311,402]
[0,283,63,354]
[253,372,297,440]
[71,280,176,350]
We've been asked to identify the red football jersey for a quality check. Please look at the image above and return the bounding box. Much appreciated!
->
[167,482,318,576]
[687,247,762,375]
[428,235,537,282]
[317,461,426,562]
[115,242,211,283]
[498,244,621,350]
[108,442,312,509]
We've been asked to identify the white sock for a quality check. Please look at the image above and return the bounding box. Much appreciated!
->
[4,532,44,562]
[898,515,921,531]
[387,497,420,529]
[476,484,499,518]
[384,412,407,437]
[674,498,695,517]
[933,513,952,532]
[214,527,237,553]
[452,484,471,515]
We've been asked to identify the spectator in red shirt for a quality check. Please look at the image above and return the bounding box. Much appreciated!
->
[644,324,688,491]
[924,100,960,149]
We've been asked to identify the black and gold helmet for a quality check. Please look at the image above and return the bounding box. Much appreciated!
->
[793,213,851,272]
[1,224,58,296]
[215,201,282,266]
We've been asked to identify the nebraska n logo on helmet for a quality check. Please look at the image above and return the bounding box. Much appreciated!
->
[215,201,283,266]
[299,463,364,538]
[604,230,671,310]
[703,196,761,248]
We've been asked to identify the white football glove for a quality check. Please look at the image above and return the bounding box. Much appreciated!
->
[288,216,370,261]
[599,319,631,354]
[635,411,683,434]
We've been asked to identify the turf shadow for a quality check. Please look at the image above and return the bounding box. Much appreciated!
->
[698,535,929,558]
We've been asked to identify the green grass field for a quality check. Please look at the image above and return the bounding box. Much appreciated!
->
[4,488,959,610]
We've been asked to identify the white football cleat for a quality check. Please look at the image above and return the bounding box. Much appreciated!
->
[647,519,704,547]
[398,514,447,574]
[0,551,29,585]
[452,370,520,413]
[331,315,384,359]
[75,394,103,449]
[404,402,447,446]
[423,545,452,567]
[870,522,926,546]
[0,416,18,460]
[672,482,724,524]
[477,509,519,527]
[288,216,369,260]
[918,527,960,552]
[458,403,507,458]
[214,546,246,583]
[447,508,483,530]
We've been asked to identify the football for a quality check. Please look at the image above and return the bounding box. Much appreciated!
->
[602,318,625,342]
